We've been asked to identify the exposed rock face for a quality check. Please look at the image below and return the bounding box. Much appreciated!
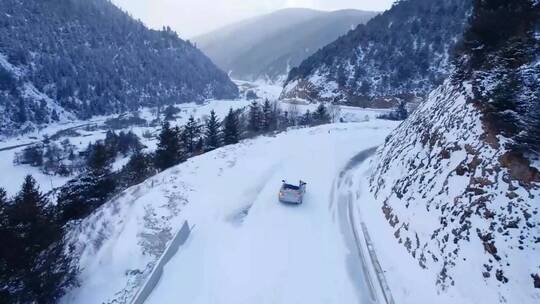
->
[370,0,539,301]
[281,0,471,106]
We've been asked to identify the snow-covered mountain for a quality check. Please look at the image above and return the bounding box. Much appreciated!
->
[193,8,377,84]
[369,0,540,301]
[3,0,538,303]
[0,0,238,136]
[281,0,471,107]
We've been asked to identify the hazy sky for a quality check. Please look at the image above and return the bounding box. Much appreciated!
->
[112,0,395,39]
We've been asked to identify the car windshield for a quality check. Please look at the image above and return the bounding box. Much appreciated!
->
[282,183,300,190]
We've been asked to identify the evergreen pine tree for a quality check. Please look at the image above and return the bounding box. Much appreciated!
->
[164,105,178,121]
[223,108,240,145]
[276,108,291,130]
[87,142,111,174]
[57,169,116,222]
[248,101,262,134]
[59,141,117,222]
[0,187,10,299]
[8,176,65,301]
[2,177,76,303]
[22,145,44,167]
[301,110,313,126]
[0,187,10,249]
[11,176,49,229]
[117,131,142,156]
[204,110,221,151]
[0,188,15,303]
[261,99,274,132]
[182,115,201,156]
[0,188,8,224]
[195,138,204,154]
[313,103,330,125]
[104,130,119,157]
[155,121,182,171]
[121,152,155,186]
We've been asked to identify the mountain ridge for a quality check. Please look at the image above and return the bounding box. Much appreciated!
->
[194,8,377,83]
[281,0,471,107]
[0,0,238,136]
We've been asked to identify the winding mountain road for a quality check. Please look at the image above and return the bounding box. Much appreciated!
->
[135,123,397,304]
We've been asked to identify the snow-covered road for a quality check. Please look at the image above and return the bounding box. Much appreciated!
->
[61,120,399,304]
[143,122,397,304]
[333,147,395,304]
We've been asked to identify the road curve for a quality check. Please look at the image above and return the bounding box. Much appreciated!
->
[334,147,394,304]
[142,124,397,304]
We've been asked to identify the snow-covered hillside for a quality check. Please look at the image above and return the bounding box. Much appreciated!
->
[369,79,539,303]
[0,99,251,196]
[281,0,470,106]
[365,1,540,301]
[0,0,238,136]
[60,119,399,304]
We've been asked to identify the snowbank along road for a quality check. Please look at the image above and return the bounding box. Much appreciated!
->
[62,119,399,304]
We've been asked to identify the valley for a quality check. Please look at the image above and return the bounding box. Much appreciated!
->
[0,0,538,303]
[0,81,388,196]
[0,98,251,195]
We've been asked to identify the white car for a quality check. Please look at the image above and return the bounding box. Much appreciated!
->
[279,180,307,204]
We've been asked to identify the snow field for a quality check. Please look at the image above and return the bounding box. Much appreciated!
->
[0,99,251,195]
[0,94,387,196]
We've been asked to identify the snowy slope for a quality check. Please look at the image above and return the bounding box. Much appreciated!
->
[368,78,540,303]
[61,120,399,304]
[363,2,540,302]
[0,0,238,136]
[0,99,251,196]
[281,0,470,105]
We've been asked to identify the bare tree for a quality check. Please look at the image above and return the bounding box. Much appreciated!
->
[328,103,342,123]
[287,102,300,125]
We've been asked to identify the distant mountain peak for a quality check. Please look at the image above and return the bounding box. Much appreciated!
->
[193,8,377,84]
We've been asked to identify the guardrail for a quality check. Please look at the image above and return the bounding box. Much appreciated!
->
[360,222,395,304]
[339,147,394,304]
[131,221,192,304]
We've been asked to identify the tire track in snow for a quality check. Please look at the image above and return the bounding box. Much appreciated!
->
[334,146,394,304]
[227,161,284,225]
